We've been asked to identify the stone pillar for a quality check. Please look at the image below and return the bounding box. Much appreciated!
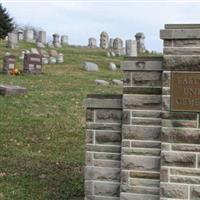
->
[88,37,97,48]
[121,57,163,200]
[113,38,124,56]
[7,33,18,49]
[38,31,46,44]
[61,35,68,46]
[100,31,109,49]
[84,94,122,200]
[109,38,114,49]
[135,32,146,54]
[160,24,200,200]
[53,34,61,48]
[17,30,24,41]
[125,40,137,57]
[24,29,35,43]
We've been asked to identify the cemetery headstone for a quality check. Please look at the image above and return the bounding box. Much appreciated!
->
[56,53,64,63]
[3,55,16,74]
[23,53,42,74]
[53,34,61,48]
[61,35,68,46]
[31,48,39,54]
[7,33,18,49]
[49,57,57,64]
[111,79,123,85]
[17,30,24,41]
[24,29,35,43]
[40,49,49,58]
[135,32,146,54]
[100,31,109,49]
[84,62,99,71]
[19,51,25,60]
[49,49,59,58]
[125,39,137,57]
[109,38,114,49]
[38,31,46,44]
[113,37,124,56]
[0,85,27,96]
[95,80,109,85]
[88,37,97,48]
[108,62,117,71]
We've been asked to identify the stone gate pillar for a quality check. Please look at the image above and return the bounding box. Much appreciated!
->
[160,24,200,200]
[121,57,163,200]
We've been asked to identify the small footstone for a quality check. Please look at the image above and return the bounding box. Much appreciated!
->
[112,79,123,85]
[0,85,27,96]
[84,62,99,71]
[109,62,117,71]
[95,80,109,85]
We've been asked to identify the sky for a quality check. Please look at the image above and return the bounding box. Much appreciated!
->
[1,0,200,52]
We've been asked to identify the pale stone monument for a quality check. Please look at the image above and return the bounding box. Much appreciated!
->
[113,38,124,56]
[53,34,61,48]
[61,35,68,46]
[38,31,46,44]
[7,33,18,49]
[24,29,35,43]
[125,39,137,57]
[109,38,114,49]
[100,31,109,49]
[135,32,146,54]
[17,30,24,41]
[88,37,97,48]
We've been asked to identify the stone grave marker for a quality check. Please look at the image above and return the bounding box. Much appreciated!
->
[0,85,27,96]
[3,55,16,74]
[31,48,39,54]
[7,33,18,49]
[23,53,42,74]
[88,37,97,48]
[61,35,68,46]
[100,31,109,49]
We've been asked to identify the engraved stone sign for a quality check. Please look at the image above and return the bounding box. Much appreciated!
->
[3,55,16,74]
[23,53,42,74]
[171,72,200,112]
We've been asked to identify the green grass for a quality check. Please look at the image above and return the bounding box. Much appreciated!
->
[0,41,123,200]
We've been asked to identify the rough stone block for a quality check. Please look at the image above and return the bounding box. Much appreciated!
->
[162,95,170,111]
[161,151,196,167]
[86,109,94,122]
[94,153,120,161]
[162,128,200,144]
[132,118,161,126]
[123,94,162,110]
[170,176,200,184]
[86,130,94,144]
[132,110,161,118]
[160,167,169,182]
[172,144,200,152]
[173,39,200,47]
[160,183,188,199]
[164,47,200,55]
[190,186,200,200]
[129,178,160,187]
[94,182,120,197]
[86,123,121,131]
[162,120,197,128]
[163,55,200,71]
[131,71,162,87]
[160,29,200,39]
[85,167,120,181]
[86,144,121,153]
[162,71,171,87]
[120,192,159,200]
[122,111,131,124]
[94,159,120,168]
[85,181,93,195]
[171,168,200,176]
[131,140,161,148]
[121,155,160,171]
[96,109,122,123]
[95,131,121,145]
[123,125,161,141]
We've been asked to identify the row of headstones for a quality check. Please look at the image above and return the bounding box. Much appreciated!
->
[3,54,43,74]
[7,30,68,49]
[88,32,145,56]
[3,48,64,74]
[18,48,64,64]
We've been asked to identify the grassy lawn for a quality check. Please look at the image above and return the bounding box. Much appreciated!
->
[0,41,123,200]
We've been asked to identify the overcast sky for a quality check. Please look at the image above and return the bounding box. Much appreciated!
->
[1,0,200,52]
